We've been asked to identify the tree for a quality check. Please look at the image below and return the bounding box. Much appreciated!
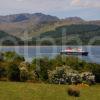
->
[7,64,20,81]
[13,55,25,62]
[32,57,49,81]
[91,63,100,83]
[4,51,16,61]
[4,51,25,63]
[19,62,30,82]
[20,68,28,82]
[0,66,6,78]
[0,52,4,61]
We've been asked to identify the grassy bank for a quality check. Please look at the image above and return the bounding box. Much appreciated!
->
[0,82,100,100]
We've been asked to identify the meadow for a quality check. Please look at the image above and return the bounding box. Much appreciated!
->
[0,82,100,100]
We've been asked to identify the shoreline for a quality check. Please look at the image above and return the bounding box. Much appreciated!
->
[0,45,100,47]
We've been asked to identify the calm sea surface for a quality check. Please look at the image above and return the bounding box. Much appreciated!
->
[0,46,100,64]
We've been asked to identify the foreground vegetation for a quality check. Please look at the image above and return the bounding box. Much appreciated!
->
[0,51,100,99]
[0,51,100,84]
[0,82,100,100]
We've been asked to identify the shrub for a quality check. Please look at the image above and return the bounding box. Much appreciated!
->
[13,55,25,62]
[91,64,100,83]
[32,58,49,81]
[20,68,28,82]
[4,51,16,61]
[67,86,80,97]
[19,62,31,82]
[0,53,4,61]
[0,66,6,78]
[4,51,25,63]
[7,64,20,81]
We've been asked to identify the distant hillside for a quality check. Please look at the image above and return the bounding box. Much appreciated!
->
[0,13,100,40]
[0,31,22,45]
[31,24,100,45]
[0,13,59,23]
[0,13,59,39]
[0,13,100,45]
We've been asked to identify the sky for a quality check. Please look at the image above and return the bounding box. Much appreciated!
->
[0,0,100,20]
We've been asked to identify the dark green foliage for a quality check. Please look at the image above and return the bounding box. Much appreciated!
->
[0,24,100,45]
[0,66,6,78]
[0,31,10,38]
[0,51,100,83]
[13,55,25,62]
[32,57,50,81]
[7,64,20,81]
[4,51,16,61]
[31,55,100,83]
[32,24,100,45]
[0,31,22,46]
[4,51,25,62]
[20,70,28,82]
[0,53,4,61]
[90,63,100,83]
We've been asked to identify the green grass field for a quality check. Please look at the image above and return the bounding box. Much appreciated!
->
[0,82,100,100]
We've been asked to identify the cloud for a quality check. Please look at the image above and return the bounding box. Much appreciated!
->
[0,0,71,14]
[0,0,100,20]
[71,0,100,8]
[16,0,24,2]
[71,0,80,5]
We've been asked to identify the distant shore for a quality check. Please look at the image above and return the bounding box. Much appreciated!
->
[0,45,100,47]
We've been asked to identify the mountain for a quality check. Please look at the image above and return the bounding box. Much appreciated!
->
[0,13,59,40]
[61,17,84,24]
[0,13,31,23]
[0,13,86,40]
[0,13,100,43]
[32,24,100,45]
[0,13,59,23]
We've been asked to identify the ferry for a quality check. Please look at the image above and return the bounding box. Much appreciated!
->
[60,47,88,56]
